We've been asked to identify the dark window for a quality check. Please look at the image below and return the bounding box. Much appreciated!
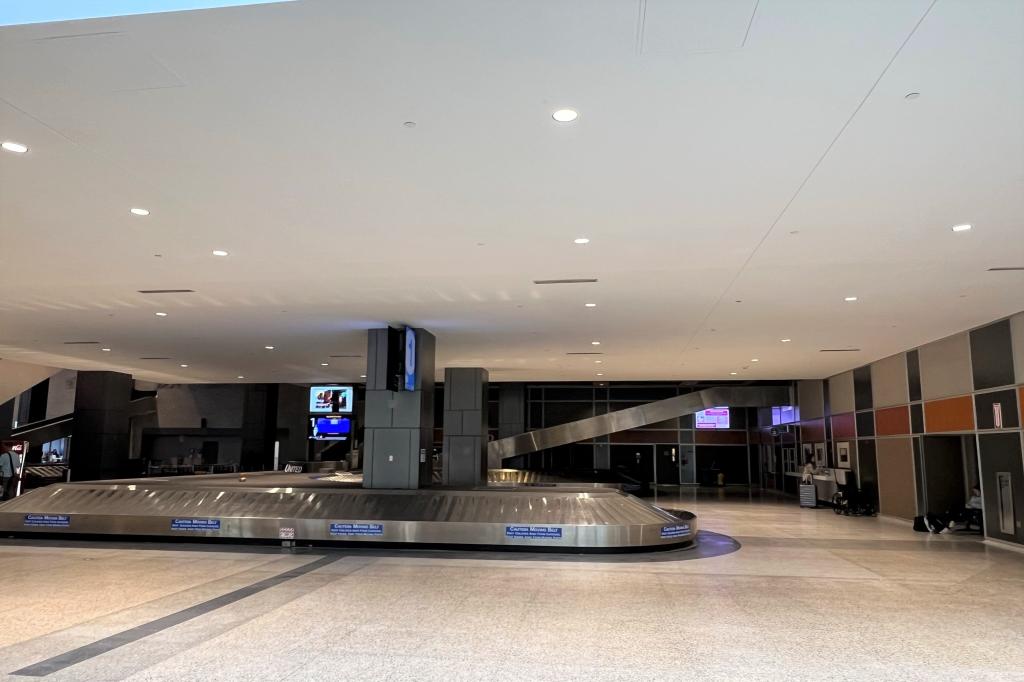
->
[970,319,1015,390]
[910,403,924,433]
[906,350,922,402]
[853,366,873,411]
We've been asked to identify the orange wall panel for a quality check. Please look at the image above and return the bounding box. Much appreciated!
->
[831,412,856,439]
[924,395,975,432]
[875,405,910,436]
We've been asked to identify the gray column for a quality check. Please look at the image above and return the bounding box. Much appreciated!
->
[71,371,132,481]
[363,328,435,489]
[442,368,488,486]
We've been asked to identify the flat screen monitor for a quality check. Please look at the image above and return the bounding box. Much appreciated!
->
[309,386,353,414]
[309,416,352,440]
[695,407,730,429]
[403,326,417,391]
[41,437,69,463]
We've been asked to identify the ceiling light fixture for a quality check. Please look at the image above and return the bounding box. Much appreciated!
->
[951,224,972,232]
[844,296,858,302]
[1,141,28,154]
[101,348,111,352]
[155,312,168,317]
[359,374,367,378]
[552,108,579,122]
[751,358,759,362]
[265,345,275,350]
[212,250,229,256]
[595,360,602,364]
[591,341,601,345]
[574,237,590,245]
[596,373,604,376]
[585,303,597,307]
[180,364,189,368]
[730,372,738,375]
[130,208,150,216]
[781,338,791,343]
[237,375,245,379]
[321,362,329,366]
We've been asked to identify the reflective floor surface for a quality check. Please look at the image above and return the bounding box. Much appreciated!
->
[1,487,1022,681]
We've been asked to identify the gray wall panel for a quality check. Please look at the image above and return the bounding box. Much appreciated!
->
[828,371,855,415]
[1010,312,1024,384]
[797,380,824,420]
[919,333,973,400]
[870,353,908,408]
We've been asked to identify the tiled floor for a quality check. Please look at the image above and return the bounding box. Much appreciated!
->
[1,488,1022,681]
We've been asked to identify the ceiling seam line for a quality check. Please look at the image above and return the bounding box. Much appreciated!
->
[680,0,939,356]
[741,0,760,48]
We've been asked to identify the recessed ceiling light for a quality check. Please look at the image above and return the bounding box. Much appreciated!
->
[951,224,972,232]
[265,345,275,350]
[212,250,229,256]
[574,237,590,245]
[905,92,920,99]
[403,121,416,128]
[596,373,604,376]
[180,364,189,368]
[781,338,791,343]
[101,347,111,352]
[844,296,858,302]
[730,372,738,375]
[584,303,597,307]
[751,358,759,362]
[237,375,245,379]
[359,374,367,378]
[552,108,579,122]
[130,208,150,216]
[1,141,28,154]
[321,362,329,366]
[595,360,602,364]
[591,341,601,345]
[155,312,168,317]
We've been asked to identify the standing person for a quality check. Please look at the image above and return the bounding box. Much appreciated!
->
[801,458,816,484]
[0,447,22,501]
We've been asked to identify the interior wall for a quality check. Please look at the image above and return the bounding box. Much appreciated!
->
[875,437,916,519]
[155,385,245,428]
[44,369,77,420]
[919,333,973,400]
[978,433,1024,544]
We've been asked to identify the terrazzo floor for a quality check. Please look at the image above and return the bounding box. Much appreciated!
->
[1,487,1022,681]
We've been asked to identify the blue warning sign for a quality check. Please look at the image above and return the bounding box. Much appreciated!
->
[660,524,691,539]
[24,514,70,528]
[329,523,384,537]
[505,525,563,539]
[170,518,221,531]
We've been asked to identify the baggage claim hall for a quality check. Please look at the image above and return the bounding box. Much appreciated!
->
[1,1,1023,680]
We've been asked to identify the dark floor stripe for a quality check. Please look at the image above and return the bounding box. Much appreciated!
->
[11,554,341,677]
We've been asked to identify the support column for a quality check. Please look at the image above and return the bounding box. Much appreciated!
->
[494,383,525,469]
[443,368,488,486]
[363,328,435,489]
[71,371,131,481]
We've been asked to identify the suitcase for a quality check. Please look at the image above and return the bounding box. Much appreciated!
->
[799,483,818,508]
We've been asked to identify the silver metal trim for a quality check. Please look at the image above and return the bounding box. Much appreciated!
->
[488,385,791,460]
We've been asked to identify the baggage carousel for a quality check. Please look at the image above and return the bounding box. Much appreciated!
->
[0,472,696,552]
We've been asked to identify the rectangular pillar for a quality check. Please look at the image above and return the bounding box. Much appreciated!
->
[443,368,488,486]
[363,328,435,489]
[71,371,131,481]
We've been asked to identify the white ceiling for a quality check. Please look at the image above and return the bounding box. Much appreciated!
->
[1,0,1022,385]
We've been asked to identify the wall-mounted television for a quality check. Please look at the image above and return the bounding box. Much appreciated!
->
[309,386,353,414]
[309,416,352,441]
[695,407,730,429]
[403,326,417,391]
[41,437,69,463]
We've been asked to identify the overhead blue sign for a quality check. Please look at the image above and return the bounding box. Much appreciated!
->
[329,523,383,537]
[505,525,563,539]
[171,518,221,531]
[660,524,691,539]
[24,514,70,528]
